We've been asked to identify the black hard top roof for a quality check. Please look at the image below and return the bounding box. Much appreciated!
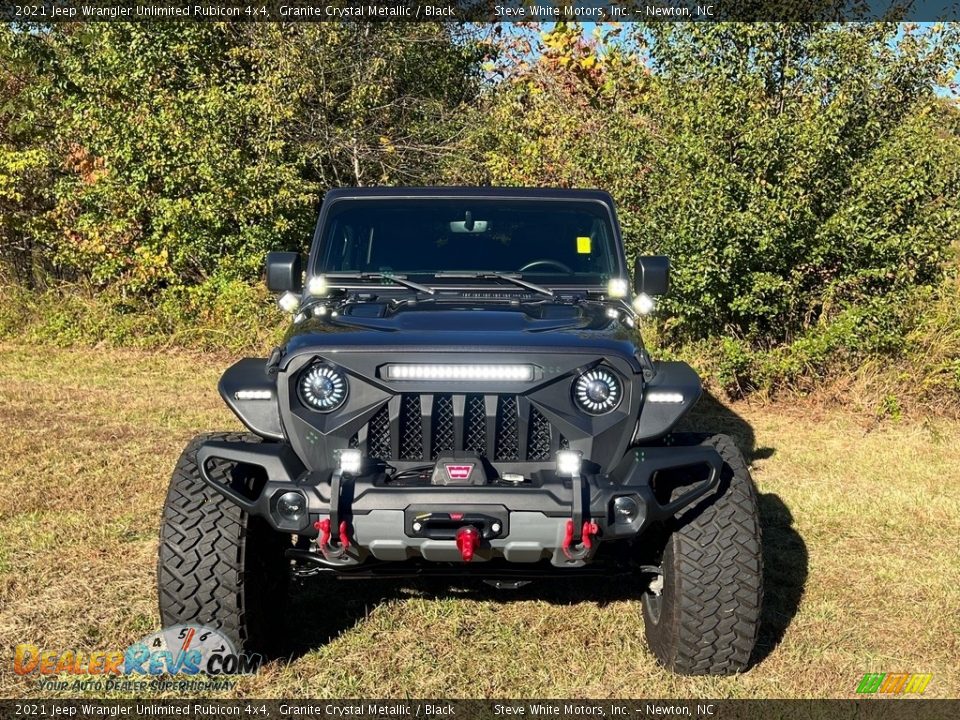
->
[323,186,615,204]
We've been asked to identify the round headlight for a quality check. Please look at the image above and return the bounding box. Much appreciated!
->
[573,368,622,415]
[299,363,348,412]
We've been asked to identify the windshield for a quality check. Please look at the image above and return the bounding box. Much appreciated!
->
[315,198,620,285]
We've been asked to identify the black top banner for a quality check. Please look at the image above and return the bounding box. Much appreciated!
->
[3,0,959,23]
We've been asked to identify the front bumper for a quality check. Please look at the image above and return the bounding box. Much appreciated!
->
[195,441,723,568]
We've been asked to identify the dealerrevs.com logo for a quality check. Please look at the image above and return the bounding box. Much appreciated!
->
[855,673,933,694]
[14,624,259,692]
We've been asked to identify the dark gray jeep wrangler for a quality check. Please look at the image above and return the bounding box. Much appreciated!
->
[158,187,762,675]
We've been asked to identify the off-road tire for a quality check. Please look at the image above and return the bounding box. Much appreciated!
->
[158,432,289,656]
[641,433,762,675]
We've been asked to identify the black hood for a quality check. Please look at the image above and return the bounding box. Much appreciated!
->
[283,300,643,367]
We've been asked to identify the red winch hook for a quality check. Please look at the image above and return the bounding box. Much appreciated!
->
[455,525,481,562]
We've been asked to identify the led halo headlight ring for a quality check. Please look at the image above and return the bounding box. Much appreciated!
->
[573,367,623,415]
[298,363,348,413]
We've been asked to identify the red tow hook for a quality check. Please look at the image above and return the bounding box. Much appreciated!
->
[455,526,481,562]
[315,518,331,550]
[580,521,599,551]
[562,519,575,558]
[562,520,600,559]
[314,518,351,555]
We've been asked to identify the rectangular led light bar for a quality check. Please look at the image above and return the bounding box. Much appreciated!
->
[646,391,684,404]
[235,389,272,400]
[383,364,536,381]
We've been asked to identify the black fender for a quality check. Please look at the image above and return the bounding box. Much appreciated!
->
[633,361,702,443]
[218,358,284,441]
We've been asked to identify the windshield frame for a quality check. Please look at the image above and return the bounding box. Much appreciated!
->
[307,193,628,290]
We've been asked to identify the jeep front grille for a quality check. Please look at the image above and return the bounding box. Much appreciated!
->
[495,395,520,461]
[399,394,423,460]
[367,404,391,460]
[464,394,487,455]
[430,394,455,459]
[527,407,553,461]
[360,393,566,463]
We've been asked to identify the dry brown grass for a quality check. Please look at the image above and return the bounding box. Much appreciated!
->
[0,344,958,699]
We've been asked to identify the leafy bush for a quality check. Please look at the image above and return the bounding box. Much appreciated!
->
[0,275,283,353]
[0,23,484,294]
[639,24,960,349]
[452,23,960,407]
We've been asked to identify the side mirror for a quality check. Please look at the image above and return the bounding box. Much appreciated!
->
[634,255,669,296]
[265,252,303,293]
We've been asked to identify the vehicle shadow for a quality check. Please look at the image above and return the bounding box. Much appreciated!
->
[677,392,808,666]
[751,492,807,666]
[280,393,807,670]
[280,577,403,659]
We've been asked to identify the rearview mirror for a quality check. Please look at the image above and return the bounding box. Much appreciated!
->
[634,255,669,296]
[449,220,488,233]
[265,252,303,293]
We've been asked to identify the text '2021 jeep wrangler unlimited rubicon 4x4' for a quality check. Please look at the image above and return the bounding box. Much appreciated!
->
[158,187,763,676]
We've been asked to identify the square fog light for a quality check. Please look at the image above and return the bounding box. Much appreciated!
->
[556,450,582,477]
[337,449,363,475]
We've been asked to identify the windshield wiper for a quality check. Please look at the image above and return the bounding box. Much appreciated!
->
[325,272,435,295]
[433,271,555,299]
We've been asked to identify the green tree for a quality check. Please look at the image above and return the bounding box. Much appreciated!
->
[451,23,654,237]
[456,22,960,397]
[0,25,56,286]
[1,23,483,294]
[635,23,960,350]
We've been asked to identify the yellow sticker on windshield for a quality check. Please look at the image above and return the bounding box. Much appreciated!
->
[576,236,592,254]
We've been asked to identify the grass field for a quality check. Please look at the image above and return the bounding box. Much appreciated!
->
[1,344,958,699]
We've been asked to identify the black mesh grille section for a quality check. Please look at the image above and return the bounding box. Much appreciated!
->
[431,394,455,459]
[399,394,424,460]
[367,405,391,459]
[527,407,552,461]
[495,395,520,461]
[364,393,562,462]
[348,433,359,449]
[464,395,487,454]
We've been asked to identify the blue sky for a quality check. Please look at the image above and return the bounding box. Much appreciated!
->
[521,21,959,98]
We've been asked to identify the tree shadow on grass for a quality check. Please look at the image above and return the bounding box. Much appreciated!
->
[280,392,807,670]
